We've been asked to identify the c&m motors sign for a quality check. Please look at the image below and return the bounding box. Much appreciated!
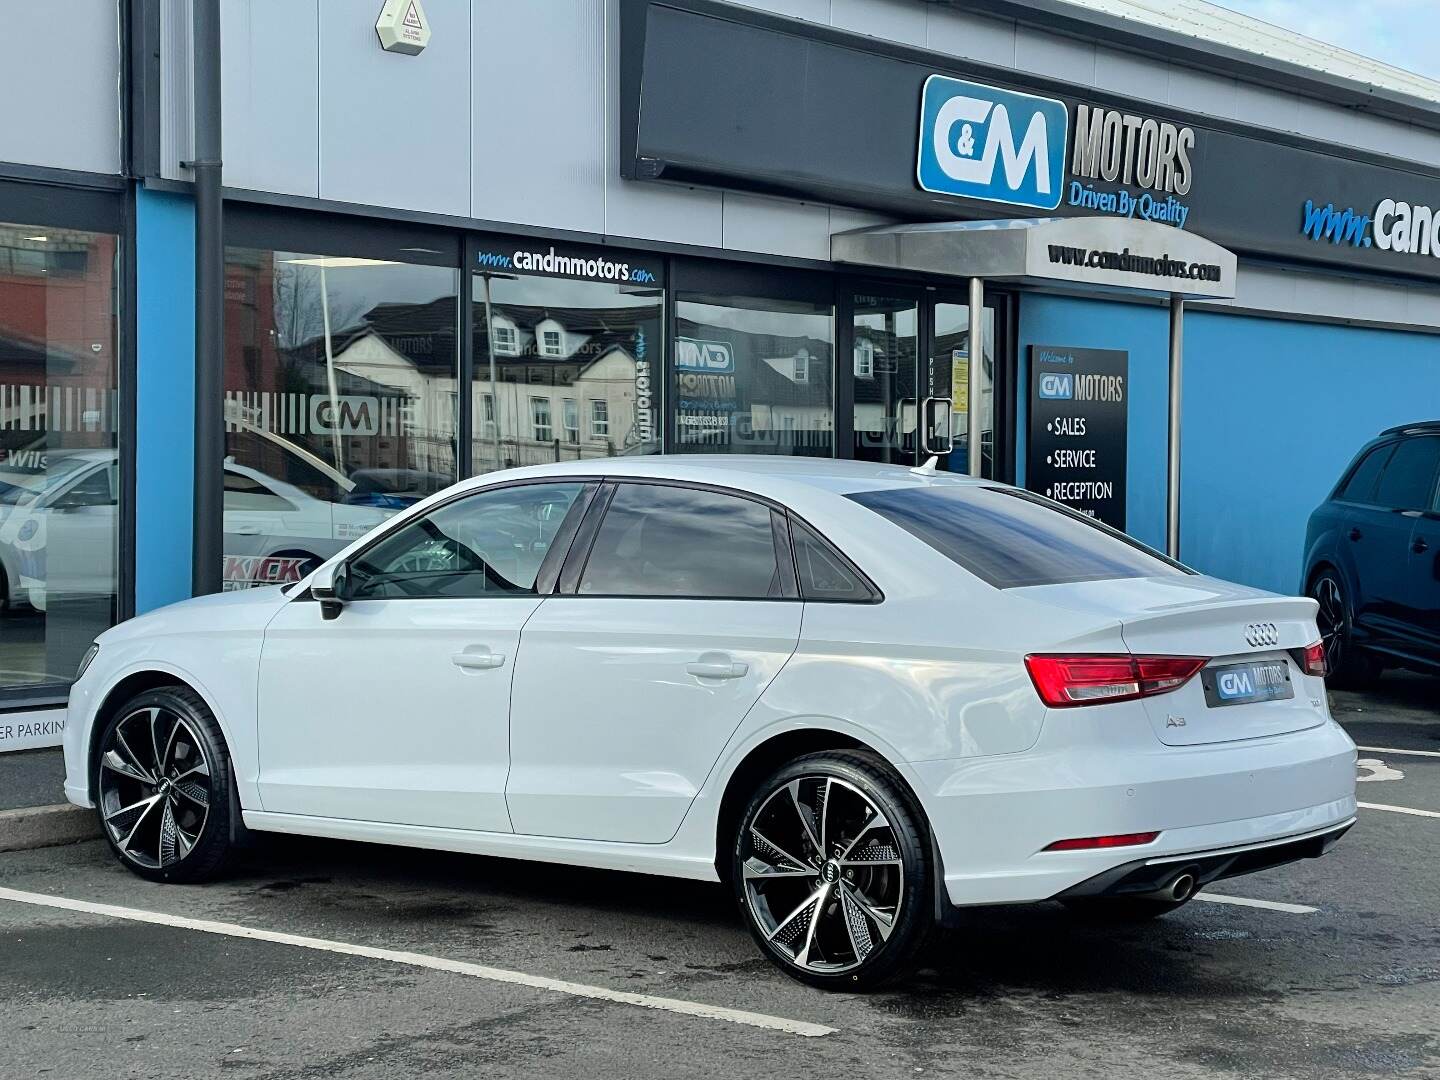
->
[916,75,1068,211]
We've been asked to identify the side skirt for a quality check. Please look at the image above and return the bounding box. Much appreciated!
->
[241,811,721,882]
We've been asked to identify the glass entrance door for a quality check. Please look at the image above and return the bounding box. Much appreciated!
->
[848,290,998,474]
[933,299,996,477]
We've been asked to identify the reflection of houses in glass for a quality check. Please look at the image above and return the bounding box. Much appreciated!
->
[0,227,117,462]
[851,311,992,468]
[473,302,659,472]
[223,253,458,499]
[851,316,918,458]
[673,317,832,455]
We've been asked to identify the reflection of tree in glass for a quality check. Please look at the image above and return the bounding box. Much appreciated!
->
[271,263,367,352]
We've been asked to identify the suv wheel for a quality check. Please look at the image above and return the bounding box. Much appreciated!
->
[732,750,932,990]
[1310,569,1380,689]
[95,686,236,883]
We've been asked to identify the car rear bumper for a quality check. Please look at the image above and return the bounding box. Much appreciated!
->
[1055,817,1353,899]
[902,718,1357,907]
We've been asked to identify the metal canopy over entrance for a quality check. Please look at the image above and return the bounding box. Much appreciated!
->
[833,217,1240,558]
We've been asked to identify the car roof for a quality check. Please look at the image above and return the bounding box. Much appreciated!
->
[463,454,997,500]
[1379,420,1440,437]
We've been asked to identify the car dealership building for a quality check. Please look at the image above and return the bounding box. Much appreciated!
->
[4,0,1440,744]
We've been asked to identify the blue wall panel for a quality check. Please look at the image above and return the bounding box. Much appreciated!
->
[1016,294,1171,552]
[133,188,195,614]
[1182,312,1440,595]
[1017,296,1440,595]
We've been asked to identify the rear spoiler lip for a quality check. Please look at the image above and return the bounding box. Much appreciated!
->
[1117,594,1321,649]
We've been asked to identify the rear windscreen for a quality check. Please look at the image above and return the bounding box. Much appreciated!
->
[847,486,1190,589]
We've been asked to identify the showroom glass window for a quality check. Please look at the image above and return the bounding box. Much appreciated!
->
[222,244,459,590]
[672,290,834,456]
[0,221,119,696]
[471,238,663,475]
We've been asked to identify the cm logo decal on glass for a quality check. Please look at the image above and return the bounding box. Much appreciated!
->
[916,75,1068,211]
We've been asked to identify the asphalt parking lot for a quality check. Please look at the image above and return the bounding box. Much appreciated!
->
[1,677,1436,1080]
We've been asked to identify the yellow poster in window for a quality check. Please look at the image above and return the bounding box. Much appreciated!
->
[951,350,968,413]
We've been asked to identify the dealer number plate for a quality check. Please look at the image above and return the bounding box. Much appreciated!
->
[1201,659,1293,708]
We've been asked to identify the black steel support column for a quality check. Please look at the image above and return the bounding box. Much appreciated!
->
[191,0,223,595]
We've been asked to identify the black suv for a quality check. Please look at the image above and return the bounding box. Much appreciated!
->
[1303,422,1440,686]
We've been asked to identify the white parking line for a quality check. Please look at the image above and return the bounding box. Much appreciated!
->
[1358,801,1440,819]
[1356,745,1440,759]
[1194,893,1318,914]
[0,887,834,1038]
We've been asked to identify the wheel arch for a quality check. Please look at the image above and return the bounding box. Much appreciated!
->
[86,667,232,804]
[1304,559,1341,595]
[711,724,929,884]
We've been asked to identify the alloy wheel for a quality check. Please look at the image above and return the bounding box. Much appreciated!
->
[740,776,903,975]
[1315,575,1347,674]
[98,706,213,869]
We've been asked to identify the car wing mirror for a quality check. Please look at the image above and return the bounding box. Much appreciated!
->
[310,561,350,621]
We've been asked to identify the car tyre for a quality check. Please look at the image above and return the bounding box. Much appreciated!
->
[95,686,236,883]
[732,750,933,991]
[1060,895,1191,921]
[1309,568,1380,689]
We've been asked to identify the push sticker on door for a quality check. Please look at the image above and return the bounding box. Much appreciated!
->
[916,74,1068,211]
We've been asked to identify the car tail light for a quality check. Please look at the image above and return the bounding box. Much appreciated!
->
[1024,654,1207,708]
[1043,831,1160,852]
[1296,640,1327,678]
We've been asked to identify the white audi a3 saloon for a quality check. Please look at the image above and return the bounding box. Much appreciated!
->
[63,456,1357,989]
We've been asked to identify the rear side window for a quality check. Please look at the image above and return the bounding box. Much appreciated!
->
[579,483,782,599]
[848,485,1187,589]
[1337,443,1394,504]
[790,519,880,602]
[1373,437,1440,511]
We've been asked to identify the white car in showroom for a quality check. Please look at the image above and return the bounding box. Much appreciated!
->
[63,457,1357,989]
[0,449,394,609]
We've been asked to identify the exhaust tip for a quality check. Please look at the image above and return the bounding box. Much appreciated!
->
[1169,872,1197,903]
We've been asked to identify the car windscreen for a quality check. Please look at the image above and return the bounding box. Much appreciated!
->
[847,485,1190,589]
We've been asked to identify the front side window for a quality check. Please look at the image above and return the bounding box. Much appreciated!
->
[56,463,118,509]
[673,291,834,457]
[222,243,459,591]
[348,482,586,600]
[578,483,781,599]
[849,485,1187,589]
[1373,436,1440,510]
[531,397,552,442]
[224,468,297,512]
[0,220,120,697]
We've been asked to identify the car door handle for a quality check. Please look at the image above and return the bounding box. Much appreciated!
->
[451,649,506,671]
[686,656,748,680]
[1414,537,1430,554]
[1348,528,1363,542]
